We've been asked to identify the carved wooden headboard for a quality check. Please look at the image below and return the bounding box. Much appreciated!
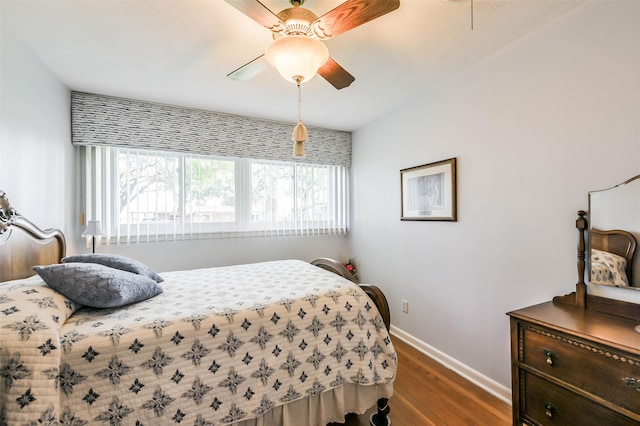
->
[0,191,66,282]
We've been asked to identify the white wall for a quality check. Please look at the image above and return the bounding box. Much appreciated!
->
[0,30,77,253]
[88,235,348,273]
[350,1,640,391]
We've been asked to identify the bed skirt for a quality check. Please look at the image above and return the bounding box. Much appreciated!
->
[235,383,394,426]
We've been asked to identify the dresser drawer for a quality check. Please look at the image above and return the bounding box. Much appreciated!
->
[522,371,638,426]
[521,324,640,414]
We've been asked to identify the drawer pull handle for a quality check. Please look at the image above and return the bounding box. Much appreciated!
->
[543,401,557,418]
[622,377,640,391]
[543,349,554,365]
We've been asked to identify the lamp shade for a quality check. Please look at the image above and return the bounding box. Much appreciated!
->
[265,35,329,83]
[82,220,104,237]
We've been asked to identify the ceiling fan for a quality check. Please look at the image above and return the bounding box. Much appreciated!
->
[225,0,401,89]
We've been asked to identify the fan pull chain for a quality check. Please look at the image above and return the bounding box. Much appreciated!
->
[291,76,308,156]
[471,0,474,30]
[297,80,302,122]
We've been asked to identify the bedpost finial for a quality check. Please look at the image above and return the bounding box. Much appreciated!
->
[0,190,18,234]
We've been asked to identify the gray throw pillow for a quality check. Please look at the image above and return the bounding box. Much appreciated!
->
[62,253,164,283]
[33,263,164,308]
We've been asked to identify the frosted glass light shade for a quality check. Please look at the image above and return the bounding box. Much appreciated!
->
[265,35,329,83]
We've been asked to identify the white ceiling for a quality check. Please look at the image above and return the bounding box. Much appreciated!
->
[2,0,583,131]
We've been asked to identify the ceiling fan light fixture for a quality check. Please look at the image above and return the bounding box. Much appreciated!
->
[265,35,329,83]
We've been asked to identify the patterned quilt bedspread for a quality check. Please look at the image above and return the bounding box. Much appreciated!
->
[1,260,396,425]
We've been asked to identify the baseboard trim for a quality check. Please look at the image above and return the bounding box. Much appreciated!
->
[390,325,512,405]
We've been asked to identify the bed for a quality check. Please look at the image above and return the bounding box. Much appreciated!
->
[0,191,396,426]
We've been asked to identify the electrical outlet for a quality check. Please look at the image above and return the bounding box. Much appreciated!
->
[402,300,409,313]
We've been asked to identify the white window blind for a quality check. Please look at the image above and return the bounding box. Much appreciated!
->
[83,146,349,243]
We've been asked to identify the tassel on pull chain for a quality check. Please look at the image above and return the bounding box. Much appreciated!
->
[292,76,308,158]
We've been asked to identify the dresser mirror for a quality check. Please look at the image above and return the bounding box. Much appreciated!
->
[588,175,640,289]
[512,178,640,425]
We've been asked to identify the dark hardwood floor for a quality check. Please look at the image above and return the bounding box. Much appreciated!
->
[330,337,512,426]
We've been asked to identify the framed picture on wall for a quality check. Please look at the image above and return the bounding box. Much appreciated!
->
[400,157,457,221]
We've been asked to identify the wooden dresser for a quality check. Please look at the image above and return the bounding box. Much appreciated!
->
[508,298,640,425]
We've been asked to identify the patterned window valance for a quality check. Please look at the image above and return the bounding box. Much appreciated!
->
[71,91,351,166]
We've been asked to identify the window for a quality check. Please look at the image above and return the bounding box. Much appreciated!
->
[83,146,349,242]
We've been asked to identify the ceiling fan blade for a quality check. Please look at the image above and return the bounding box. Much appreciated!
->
[318,57,355,90]
[227,55,268,80]
[224,0,286,34]
[312,0,400,39]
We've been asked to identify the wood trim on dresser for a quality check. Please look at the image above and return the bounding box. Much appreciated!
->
[575,210,587,308]
[553,292,640,323]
